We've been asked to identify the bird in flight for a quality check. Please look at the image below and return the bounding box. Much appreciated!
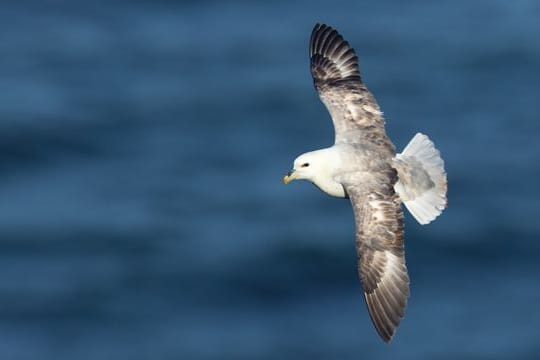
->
[283,23,447,342]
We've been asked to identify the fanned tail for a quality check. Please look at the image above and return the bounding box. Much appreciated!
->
[393,133,447,225]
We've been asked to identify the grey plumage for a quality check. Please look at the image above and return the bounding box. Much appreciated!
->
[311,23,409,342]
[284,23,447,343]
[310,23,386,143]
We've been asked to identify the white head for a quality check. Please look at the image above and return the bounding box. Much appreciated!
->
[283,147,346,198]
[282,151,322,184]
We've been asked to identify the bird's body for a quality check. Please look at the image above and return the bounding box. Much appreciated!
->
[283,24,447,342]
[297,139,395,198]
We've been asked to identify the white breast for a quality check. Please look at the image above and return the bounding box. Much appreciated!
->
[312,177,347,198]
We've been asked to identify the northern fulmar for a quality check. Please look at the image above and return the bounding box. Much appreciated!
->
[283,23,447,342]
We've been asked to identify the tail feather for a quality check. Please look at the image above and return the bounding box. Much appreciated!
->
[393,133,447,225]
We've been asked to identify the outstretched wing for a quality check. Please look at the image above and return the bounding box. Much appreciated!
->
[344,171,410,343]
[310,23,385,143]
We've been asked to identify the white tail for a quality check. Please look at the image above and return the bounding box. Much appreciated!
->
[393,133,447,225]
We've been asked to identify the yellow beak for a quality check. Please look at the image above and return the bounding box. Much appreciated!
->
[282,170,296,184]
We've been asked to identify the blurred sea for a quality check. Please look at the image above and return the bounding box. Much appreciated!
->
[1,1,539,359]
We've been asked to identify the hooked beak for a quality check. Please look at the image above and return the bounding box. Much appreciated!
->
[282,169,297,184]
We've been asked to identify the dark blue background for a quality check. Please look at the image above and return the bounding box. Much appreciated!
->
[1,1,539,359]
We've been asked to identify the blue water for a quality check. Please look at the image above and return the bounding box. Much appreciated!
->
[1,1,539,359]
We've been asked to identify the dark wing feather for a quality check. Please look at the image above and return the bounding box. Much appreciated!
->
[345,170,410,343]
[310,24,386,143]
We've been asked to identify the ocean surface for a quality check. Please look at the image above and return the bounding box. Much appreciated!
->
[1,1,539,359]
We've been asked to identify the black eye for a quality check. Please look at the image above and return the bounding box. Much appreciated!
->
[301,163,310,168]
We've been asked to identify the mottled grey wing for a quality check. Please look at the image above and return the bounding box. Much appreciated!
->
[310,24,385,143]
[344,172,410,343]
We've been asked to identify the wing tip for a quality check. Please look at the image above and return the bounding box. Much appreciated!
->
[365,290,408,343]
[309,23,361,84]
[364,292,399,343]
[361,252,410,343]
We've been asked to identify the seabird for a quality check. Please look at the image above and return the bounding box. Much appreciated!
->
[283,23,447,342]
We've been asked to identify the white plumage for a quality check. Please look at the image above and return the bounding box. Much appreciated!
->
[394,133,447,225]
[283,24,447,342]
